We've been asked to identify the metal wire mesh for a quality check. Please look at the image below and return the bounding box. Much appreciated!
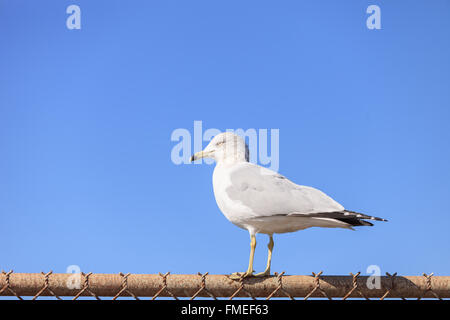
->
[1,270,448,300]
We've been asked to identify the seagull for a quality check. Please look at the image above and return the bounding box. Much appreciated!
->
[190,132,387,279]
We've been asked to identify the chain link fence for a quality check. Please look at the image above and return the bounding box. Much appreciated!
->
[1,270,449,300]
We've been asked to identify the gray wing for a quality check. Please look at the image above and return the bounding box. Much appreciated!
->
[226,162,345,217]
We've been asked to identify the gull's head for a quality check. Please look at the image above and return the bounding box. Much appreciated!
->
[190,132,249,164]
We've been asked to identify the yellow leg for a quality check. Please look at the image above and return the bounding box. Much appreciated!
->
[254,235,274,277]
[230,234,256,279]
[247,235,256,274]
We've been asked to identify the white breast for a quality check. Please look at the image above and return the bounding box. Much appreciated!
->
[212,164,254,229]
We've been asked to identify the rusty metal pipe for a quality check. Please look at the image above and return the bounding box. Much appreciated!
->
[1,272,449,299]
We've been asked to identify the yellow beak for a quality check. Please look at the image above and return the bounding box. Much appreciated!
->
[190,150,213,162]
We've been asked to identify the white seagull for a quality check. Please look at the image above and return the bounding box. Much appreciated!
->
[190,132,387,279]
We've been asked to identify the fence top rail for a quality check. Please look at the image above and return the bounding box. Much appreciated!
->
[1,271,449,300]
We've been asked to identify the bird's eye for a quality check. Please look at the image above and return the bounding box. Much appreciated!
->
[216,141,225,146]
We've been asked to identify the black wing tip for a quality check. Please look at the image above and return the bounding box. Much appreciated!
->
[345,210,388,223]
[338,218,374,227]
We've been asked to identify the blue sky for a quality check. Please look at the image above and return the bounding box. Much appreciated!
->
[1,0,449,280]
